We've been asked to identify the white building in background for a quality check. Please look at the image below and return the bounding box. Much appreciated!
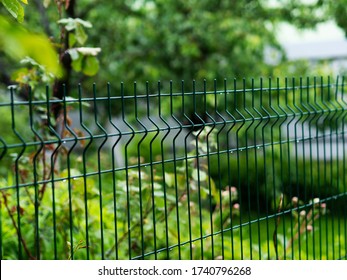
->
[277,21,347,160]
[278,21,347,73]
[283,40,347,74]
[285,40,347,61]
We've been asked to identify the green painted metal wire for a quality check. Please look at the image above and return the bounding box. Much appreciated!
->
[10,87,25,259]
[0,77,346,260]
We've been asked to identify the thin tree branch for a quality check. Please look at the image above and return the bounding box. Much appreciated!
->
[1,191,36,259]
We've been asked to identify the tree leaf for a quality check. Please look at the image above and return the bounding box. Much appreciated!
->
[71,55,83,72]
[75,23,88,45]
[68,32,77,47]
[75,18,92,28]
[58,17,92,32]
[67,48,79,60]
[76,47,101,56]
[42,0,51,8]
[57,18,76,31]
[2,0,25,23]
[192,169,207,182]
[82,56,99,76]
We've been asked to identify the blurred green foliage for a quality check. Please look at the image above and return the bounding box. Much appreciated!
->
[0,15,61,77]
[1,0,344,92]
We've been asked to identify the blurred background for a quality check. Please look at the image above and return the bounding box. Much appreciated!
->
[1,0,347,94]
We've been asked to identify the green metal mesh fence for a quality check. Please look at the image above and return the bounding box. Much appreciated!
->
[0,76,346,260]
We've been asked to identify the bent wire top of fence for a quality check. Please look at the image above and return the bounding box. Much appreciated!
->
[0,76,346,260]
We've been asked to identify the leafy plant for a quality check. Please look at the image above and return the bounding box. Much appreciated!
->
[58,17,101,77]
[273,195,328,260]
[1,0,28,23]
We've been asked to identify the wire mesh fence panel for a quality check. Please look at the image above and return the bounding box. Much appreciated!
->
[0,76,346,260]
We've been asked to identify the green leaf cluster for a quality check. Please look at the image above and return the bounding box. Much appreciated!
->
[58,17,101,77]
[68,48,101,76]
[1,0,28,23]
[11,56,55,88]
[58,17,92,45]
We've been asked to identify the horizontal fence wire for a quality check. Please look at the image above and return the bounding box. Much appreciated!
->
[0,76,346,260]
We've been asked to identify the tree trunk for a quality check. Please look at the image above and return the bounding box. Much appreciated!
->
[52,0,76,118]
